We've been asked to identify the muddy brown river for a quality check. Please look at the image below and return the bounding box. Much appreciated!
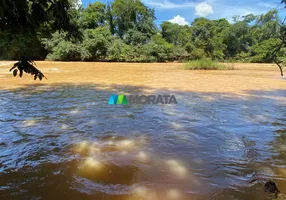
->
[0,62,286,199]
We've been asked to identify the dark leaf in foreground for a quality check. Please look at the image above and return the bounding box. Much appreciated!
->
[13,69,18,77]
[9,56,47,81]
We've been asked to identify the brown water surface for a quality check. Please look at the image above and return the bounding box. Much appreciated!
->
[0,62,286,200]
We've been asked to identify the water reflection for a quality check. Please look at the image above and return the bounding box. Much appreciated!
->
[0,84,285,199]
[165,159,188,179]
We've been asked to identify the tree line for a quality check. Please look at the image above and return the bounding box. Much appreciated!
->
[0,0,285,64]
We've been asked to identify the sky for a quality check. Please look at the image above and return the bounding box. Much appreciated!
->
[80,0,285,25]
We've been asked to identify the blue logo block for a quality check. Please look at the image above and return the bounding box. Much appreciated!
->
[108,95,118,104]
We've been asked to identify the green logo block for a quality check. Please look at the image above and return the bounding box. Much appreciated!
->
[116,94,129,105]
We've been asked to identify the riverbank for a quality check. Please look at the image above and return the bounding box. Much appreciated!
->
[0,62,285,96]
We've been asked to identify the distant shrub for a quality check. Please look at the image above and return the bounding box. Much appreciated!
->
[185,59,235,70]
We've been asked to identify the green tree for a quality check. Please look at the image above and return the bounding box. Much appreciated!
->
[249,10,285,75]
[0,32,45,60]
[191,18,226,60]
[79,2,106,29]
[250,38,281,62]
[43,26,114,61]
[112,0,156,43]
[42,32,81,61]
[222,20,253,58]
[0,0,81,59]
[106,3,115,35]
[161,22,191,46]
[0,0,79,36]
[141,34,173,62]
[80,26,114,61]
[107,39,131,61]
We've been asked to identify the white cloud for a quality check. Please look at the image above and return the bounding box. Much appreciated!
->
[257,2,273,8]
[195,2,214,17]
[169,15,189,25]
[143,0,195,9]
[143,0,278,22]
[74,0,82,9]
[143,0,214,17]
[213,3,275,23]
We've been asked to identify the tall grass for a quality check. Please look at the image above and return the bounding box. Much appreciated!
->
[185,60,235,70]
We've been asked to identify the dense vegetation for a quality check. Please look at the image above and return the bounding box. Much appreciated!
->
[0,0,285,67]
[185,60,234,70]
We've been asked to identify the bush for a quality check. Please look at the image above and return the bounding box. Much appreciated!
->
[1,32,46,60]
[43,27,114,61]
[80,27,113,61]
[250,38,281,63]
[140,35,173,62]
[107,39,130,61]
[43,32,81,61]
[46,40,81,61]
[185,59,234,70]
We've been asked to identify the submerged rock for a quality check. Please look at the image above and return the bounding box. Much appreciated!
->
[250,173,281,198]
[264,181,280,196]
